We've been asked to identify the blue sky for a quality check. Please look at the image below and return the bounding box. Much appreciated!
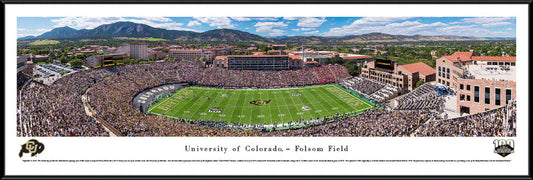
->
[17,17,516,38]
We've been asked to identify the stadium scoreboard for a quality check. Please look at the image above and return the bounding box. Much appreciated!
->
[375,59,394,71]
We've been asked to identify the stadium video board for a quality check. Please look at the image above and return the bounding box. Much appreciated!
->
[375,59,394,71]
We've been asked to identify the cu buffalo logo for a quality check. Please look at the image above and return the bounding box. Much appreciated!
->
[249,99,272,106]
[19,139,45,158]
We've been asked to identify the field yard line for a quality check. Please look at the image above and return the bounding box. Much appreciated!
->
[206,91,226,121]
[279,89,297,124]
[332,86,369,111]
[288,88,314,120]
[267,90,277,125]
[189,90,219,121]
[259,90,263,125]
[248,91,256,125]
[168,88,205,118]
[147,88,183,112]
[334,85,373,108]
[228,90,241,124]
[305,87,336,116]
[240,90,249,124]
[160,92,187,116]
[316,86,354,113]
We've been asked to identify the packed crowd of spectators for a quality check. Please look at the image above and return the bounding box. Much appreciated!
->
[414,100,516,137]
[197,65,349,88]
[339,76,399,104]
[394,83,444,111]
[341,77,385,95]
[17,69,112,136]
[370,84,400,103]
[17,61,515,137]
[17,71,31,92]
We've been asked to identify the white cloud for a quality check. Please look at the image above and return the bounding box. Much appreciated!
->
[49,17,199,32]
[187,20,201,27]
[283,17,326,27]
[283,17,298,21]
[254,21,288,36]
[51,17,123,29]
[141,17,172,22]
[300,27,315,31]
[231,17,252,21]
[194,17,234,28]
[297,17,326,27]
[450,17,514,28]
[254,17,279,21]
[482,21,511,27]
[303,30,319,35]
[291,29,300,31]
[322,17,412,36]
[17,28,53,38]
[460,17,514,24]
[231,17,278,21]
[384,20,422,28]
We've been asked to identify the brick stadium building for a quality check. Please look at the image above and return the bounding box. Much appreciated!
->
[436,51,516,114]
[226,55,290,70]
[85,53,128,68]
[361,59,436,92]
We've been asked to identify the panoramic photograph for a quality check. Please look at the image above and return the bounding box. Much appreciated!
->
[16,16,517,137]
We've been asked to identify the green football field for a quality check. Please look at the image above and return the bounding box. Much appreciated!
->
[147,85,374,125]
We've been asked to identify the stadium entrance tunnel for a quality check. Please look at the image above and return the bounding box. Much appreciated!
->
[132,83,190,113]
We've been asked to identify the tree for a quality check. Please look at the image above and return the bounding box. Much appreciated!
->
[69,58,84,68]
[59,56,69,64]
[415,80,425,89]
[60,71,66,75]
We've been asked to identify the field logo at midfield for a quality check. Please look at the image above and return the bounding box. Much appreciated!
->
[208,107,222,113]
[250,99,272,106]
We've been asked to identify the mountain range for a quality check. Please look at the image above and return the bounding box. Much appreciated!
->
[18,21,514,44]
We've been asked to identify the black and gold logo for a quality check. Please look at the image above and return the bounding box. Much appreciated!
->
[250,99,272,106]
[208,107,222,113]
[493,139,514,157]
[19,139,45,158]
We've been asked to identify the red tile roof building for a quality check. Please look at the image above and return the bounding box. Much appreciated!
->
[168,49,214,62]
[435,51,516,114]
[213,56,228,68]
[361,59,436,92]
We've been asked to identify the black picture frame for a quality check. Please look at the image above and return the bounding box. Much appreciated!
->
[2,0,531,179]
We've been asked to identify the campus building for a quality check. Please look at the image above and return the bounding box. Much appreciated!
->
[119,42,148,60]
[361,59,436,92]
[227,55,290,70]
[436,51,516,114]
[129,42,148,60]
[168,49,214,62]
[213,56,228,68]
[85,53,128,68]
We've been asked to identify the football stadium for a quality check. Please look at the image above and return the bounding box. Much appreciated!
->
[17,58,516,137]
[146,85,374,130]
